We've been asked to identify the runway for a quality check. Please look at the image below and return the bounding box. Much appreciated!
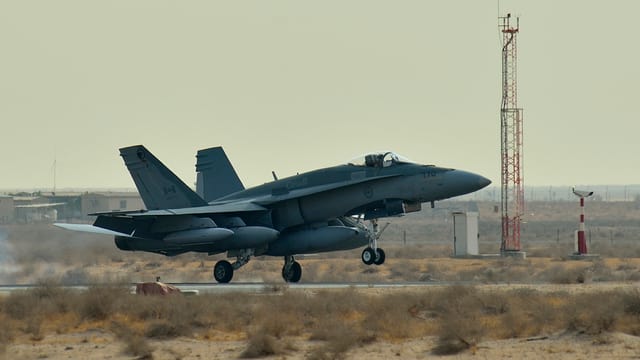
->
[2,281,637,296]
[159,281,450,294]
[0,281,463,295]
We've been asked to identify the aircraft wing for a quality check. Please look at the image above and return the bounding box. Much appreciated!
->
[89,201,267,217]
[53,223,133,237]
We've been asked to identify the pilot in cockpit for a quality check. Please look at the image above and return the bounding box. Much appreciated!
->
[364,154,384,167]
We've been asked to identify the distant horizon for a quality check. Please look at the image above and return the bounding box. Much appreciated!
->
[2,184,640,191]
[3,184,640,203]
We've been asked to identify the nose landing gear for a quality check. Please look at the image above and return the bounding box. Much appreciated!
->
[361,247,385,265]
[361,218,388,266]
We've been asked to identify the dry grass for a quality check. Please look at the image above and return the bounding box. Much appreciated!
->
[111,321,154,359]
[240,332,285,358]
[308,325,375,360]
[3,283,640,357]
[0,318,11,355]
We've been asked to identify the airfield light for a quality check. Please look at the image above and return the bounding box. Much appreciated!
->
[572,187,594,255]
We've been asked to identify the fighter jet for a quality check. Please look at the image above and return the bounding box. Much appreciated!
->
[56,145,490,283]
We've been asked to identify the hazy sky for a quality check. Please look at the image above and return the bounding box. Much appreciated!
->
[1,1,639,190]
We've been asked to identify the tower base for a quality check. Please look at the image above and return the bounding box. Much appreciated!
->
[568,253,600,261]
[501,250,527,259]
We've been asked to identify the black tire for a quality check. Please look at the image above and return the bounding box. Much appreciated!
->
[213,260,234,283]
[373,248,386,265]
[282,261,302,283]
[361,247,375,265]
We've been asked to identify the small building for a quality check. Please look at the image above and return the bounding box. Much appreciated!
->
[11,195,64,223]
[0,195,14,224]
[80,192,145,218]
[39,191,144,220]
[40,192,85,220]
[1,191,144,223]
[14,203,65,223]
[12,196,48,207]
[452,211,479,256]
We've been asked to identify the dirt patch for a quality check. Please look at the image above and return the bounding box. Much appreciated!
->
[5,330,640,359]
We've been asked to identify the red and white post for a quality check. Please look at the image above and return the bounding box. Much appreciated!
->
[572,188,593,255]
[577,197,587,254]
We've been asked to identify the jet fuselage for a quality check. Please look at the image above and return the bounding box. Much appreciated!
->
[216,162,489,231]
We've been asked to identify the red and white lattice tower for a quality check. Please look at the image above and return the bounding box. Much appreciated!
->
[499,14,524,253]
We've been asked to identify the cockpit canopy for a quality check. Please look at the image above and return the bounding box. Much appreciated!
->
[348,152,413,168]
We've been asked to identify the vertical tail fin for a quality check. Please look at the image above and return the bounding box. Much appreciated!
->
[120,145,207,210]
[196,147,244,201]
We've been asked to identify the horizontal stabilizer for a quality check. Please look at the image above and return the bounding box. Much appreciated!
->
[54,223,133,237]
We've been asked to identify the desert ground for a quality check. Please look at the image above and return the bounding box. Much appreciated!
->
[2,200,640,359]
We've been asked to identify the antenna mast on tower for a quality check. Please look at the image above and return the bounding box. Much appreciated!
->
[499,14,524,254]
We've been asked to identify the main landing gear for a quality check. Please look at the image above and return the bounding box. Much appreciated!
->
[282,255,302,283]
[213,249,252,283]
[213,260,233,283]
[212,250,303,284]
[361,218,387,266]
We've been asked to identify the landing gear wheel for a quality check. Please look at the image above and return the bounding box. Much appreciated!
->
[213,260,234,283]
[373,248,386,265]
[361,247,376,265]
[282,261,302,283]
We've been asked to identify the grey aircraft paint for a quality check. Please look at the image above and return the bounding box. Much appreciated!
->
[56,146,490,283]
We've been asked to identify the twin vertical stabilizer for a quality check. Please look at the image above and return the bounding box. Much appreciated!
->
[120,145,245,210]
[196,147,244,202]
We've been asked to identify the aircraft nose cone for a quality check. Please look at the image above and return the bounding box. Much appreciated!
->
[444,170,491,196]
[465,172,491,192]
[477,175,492,190]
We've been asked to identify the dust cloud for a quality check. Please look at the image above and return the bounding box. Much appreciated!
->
[0,224,140,284]
[0,227,19,283]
